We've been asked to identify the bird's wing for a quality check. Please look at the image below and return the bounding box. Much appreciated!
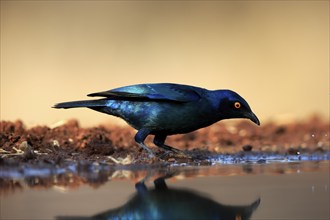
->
[87,83,204,102]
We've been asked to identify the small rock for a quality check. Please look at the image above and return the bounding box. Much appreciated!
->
[274,126,286,135]
[287,147,299,155]
[242,145,253,152]
[52,140,60,148]
[314,146,324,153]
[22,142,36,160]
[257,159,266,164]
[18,141,29,151]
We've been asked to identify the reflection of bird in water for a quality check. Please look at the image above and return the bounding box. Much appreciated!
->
[57,175,260,220]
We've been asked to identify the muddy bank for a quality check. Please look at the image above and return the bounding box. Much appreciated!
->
[1,117,329,195]
[0,116,329,165]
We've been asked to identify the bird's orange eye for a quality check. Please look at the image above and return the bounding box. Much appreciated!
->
[234,102,241,109]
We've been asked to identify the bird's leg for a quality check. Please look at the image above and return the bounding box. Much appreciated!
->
[134,129,154,157]
[135,181,148,195]
[153,134,183,154]
[153,172,177,190]
[135,169,157,195]
[153,177,168,191]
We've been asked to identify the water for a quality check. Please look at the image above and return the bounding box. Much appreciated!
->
[1,160,329,220]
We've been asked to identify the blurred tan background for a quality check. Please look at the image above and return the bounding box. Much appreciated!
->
[1,1,329,127]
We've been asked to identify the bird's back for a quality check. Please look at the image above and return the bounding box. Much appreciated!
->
[87,83,206,103]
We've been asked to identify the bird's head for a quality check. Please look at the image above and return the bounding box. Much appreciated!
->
[214,90,260,126]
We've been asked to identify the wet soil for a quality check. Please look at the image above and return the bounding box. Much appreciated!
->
[0,116,329,165]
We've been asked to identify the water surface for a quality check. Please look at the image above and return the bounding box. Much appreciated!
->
[1,161,329,219]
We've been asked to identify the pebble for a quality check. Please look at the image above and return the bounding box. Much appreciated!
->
[242,145,253,152]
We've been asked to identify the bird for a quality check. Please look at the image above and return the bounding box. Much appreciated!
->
[53,83,260,157]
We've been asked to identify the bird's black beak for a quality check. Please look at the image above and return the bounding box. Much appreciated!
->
[246,112,260,126]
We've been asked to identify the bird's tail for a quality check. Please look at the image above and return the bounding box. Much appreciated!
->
[53,99,108,109]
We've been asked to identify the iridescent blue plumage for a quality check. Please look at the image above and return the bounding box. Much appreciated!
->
[87,83,203,102]
[53,83,260,156]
